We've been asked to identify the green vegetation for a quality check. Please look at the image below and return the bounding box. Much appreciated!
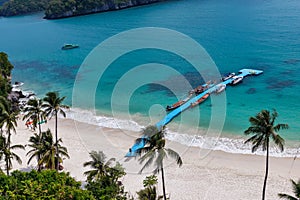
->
[136,125,182,200]
[23,98,46,135]
[278,179,300,199]
[0,0,49,16]
[0,97,24,175]
[44,0,105,19]
[137,175,162,200]
[1,51,299,199]
[244,109,289,200]
[0,170,95,199]
[43,91,69,171]
[84,151,129,199]
[0,52,13,80]
[30,129,69,170]
[0,52,13,98]
[83,150,116,182]
[0,0,157,18]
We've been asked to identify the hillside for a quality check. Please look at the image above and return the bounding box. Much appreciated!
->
[0,0,50,16]
[0,0,163,19]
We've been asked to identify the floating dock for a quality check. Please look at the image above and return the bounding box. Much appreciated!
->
[125,69,263,157]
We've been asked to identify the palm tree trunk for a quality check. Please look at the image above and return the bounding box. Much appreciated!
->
[262,139,269,200]
[6,130,11,175]
[38,114,42,136]
[161,163,167,200]
[5,154,9,175]
[37,114,42,171]
[55,111,59,171]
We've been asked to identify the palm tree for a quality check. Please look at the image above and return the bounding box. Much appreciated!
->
[37,129,69,170]
[244,109,288,200]
[23,98,46,135]
[136,125,182,200]
[26,133,43,171]
[137,175,161,200]
[278,179,300,200]
[0,97,18,145]
[83,150,116,181]
[0,97,22,175]
[43,91,68,171]
[0,135,24,175]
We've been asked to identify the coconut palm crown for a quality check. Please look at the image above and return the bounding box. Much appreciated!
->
[244,109,288,200]
[43,91,69,171]
[83,150,116,182]
[136,125,182,200]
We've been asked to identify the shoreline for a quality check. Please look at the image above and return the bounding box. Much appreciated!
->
[66,108,300,158]
[11,116,300,199]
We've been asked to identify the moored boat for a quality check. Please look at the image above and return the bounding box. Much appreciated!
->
[166,94,192,111]
[190,93,210,108]
[190,80,213,95]
[222,72,235,81]
[61,44,79,50]
[214,84,226,94]
[230,76,243,85]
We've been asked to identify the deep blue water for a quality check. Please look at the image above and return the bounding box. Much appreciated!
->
[1,0,300,147]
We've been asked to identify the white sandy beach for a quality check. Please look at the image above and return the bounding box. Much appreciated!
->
[11,117,300,200]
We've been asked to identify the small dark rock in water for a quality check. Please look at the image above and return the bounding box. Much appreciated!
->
[246,88,256,94]
[283,59,300,65]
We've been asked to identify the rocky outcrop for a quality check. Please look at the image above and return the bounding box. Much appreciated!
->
[44,0,163,19]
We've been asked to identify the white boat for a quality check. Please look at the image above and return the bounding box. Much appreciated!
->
[215,84,226,93]
[222,73,235,81]
[230,76,243,85]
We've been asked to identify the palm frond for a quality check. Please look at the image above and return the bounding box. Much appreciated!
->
[244,134,259,144]
[278,193,298,200]
[272,134,285,152]
[59,109,66,118]
[274,124,289,131]
[291,179,300,198]
[244,126,262,135]
[166,148,183,167]
[139,151,156,174]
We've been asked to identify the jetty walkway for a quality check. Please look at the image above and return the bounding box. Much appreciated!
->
[126,69,263,157]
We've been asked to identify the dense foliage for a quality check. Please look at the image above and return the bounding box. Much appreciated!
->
[0,76,10,98]
[0,52,12,97]
[0,0,8,6]
[0,0,157,18]
[45,0,106,19]
[137,175,161,200]
[83,151,129,199]
[0,0,49,16]
[0,170,95,199]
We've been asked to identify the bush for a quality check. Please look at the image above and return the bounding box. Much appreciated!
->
[0,170,95,199]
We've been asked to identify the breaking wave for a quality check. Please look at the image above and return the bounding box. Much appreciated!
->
[66,108,300,158]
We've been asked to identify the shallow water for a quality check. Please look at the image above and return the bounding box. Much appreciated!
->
[1,0,300,155]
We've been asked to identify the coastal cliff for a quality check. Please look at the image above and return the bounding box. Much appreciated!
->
[0,0,49,17]
[44,0,162,19]
[0,0,163,19]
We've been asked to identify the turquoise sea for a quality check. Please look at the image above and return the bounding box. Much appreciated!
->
[0,0,300,156]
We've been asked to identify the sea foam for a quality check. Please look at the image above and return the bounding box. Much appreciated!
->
[66,108,300,158]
